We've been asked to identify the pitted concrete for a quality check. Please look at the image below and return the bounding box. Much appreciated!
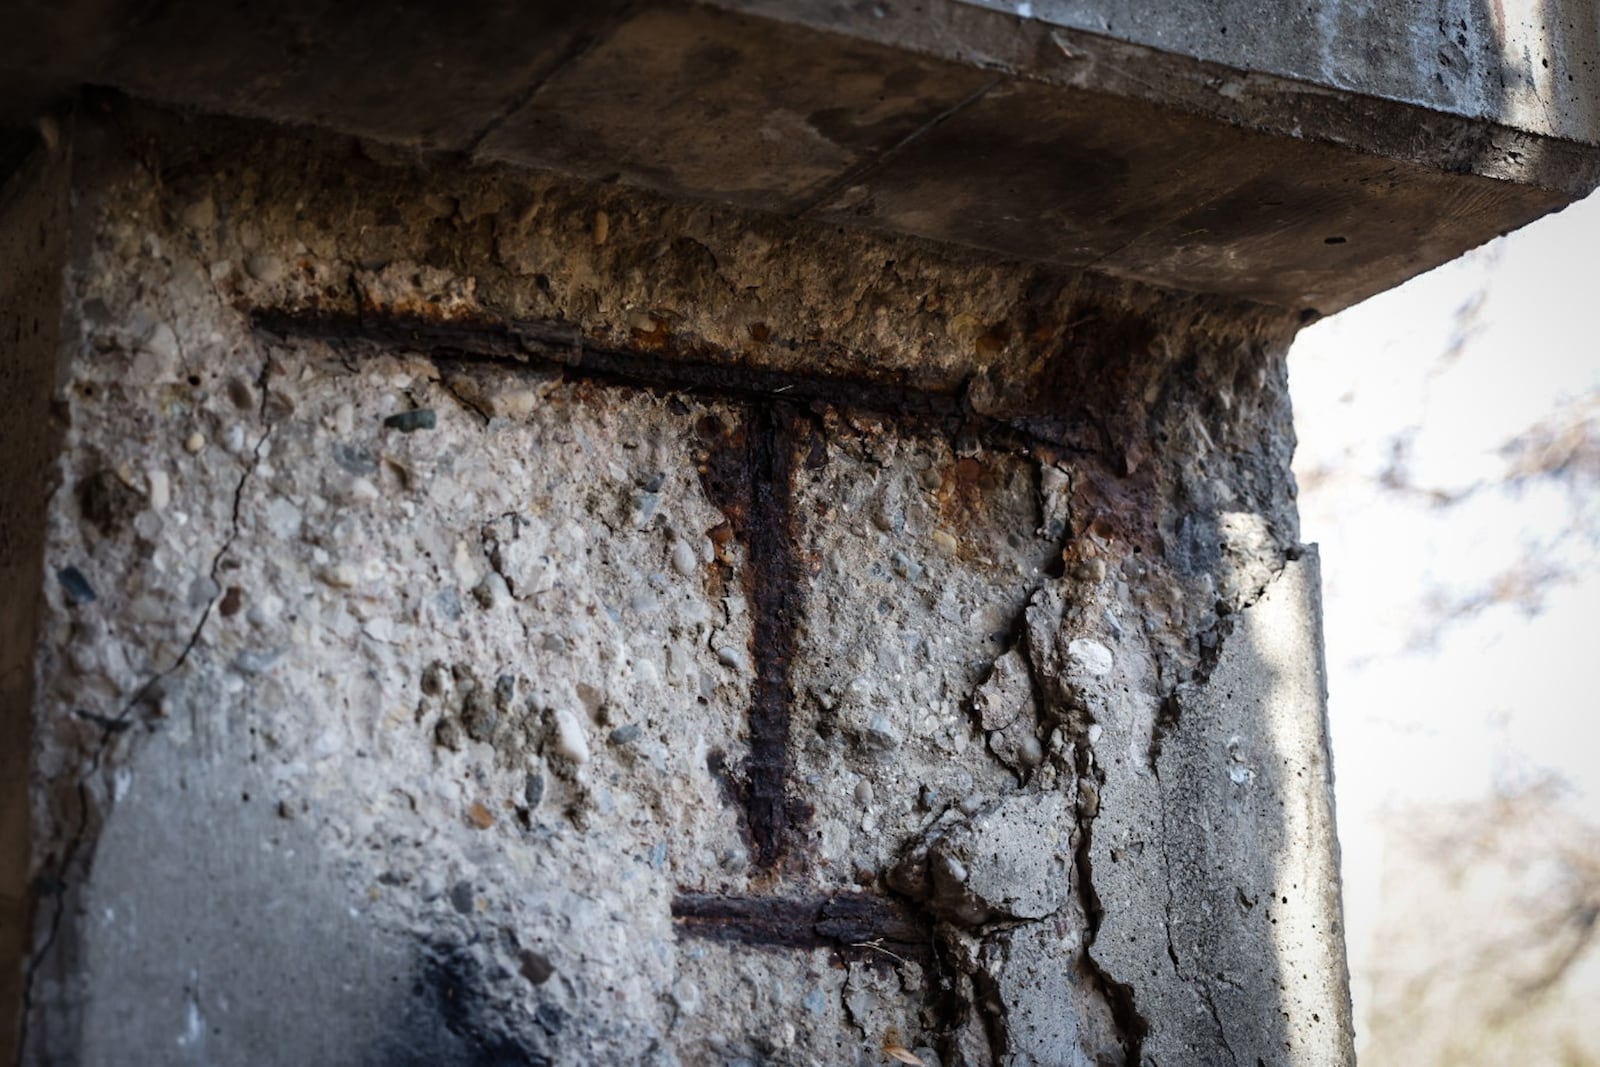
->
[8,108,1355,1064]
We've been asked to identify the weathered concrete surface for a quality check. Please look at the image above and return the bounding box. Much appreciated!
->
[11,106,1352,1064]
[3,1,1598,315]
[82,104,1302,437]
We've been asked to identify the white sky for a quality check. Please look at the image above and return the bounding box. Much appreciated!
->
[1287,187,1600,1047]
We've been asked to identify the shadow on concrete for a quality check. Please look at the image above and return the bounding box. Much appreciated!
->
[21,741,554,1067]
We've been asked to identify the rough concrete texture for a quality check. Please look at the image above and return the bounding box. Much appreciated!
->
[16,107,1351,1064]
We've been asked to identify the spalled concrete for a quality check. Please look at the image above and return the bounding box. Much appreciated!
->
[1,1,1588,1061]
[3,104,1362,1064]
[0,1,1588,1060]
[3,1,1598,315]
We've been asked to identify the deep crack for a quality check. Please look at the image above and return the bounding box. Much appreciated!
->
[969,960,1012,1064]
[1200,984,1241,1067]
[1075,779,1152,1066]
[1154,765,1239,1066]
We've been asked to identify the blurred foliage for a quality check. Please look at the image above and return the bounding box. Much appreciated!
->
[1364,779,1600,1065]
[1288,198,1600,1064]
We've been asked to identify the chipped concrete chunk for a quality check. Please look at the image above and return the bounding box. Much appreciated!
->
[892,792,1075,925]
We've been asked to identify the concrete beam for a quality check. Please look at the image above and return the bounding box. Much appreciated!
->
[3,0,1596,315]
[0,134,68,1067]
[13,106,1342,1065]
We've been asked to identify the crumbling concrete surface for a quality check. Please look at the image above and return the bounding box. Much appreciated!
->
[12,106,1352,1064]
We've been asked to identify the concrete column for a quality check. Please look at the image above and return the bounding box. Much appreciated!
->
[7,105,1352,1065]
[3,2,1597,1063]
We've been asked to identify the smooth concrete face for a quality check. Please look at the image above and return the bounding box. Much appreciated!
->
[718,0,1600,192]
[802,71,1566,314]
[477,4,997,214]
[55,759,458,1066]
[1,1,633,153]
[18,110,1349,1065]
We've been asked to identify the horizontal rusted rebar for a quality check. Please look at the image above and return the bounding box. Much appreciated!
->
[671,891,932,965]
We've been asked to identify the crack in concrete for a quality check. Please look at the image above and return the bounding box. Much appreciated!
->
[1019,587,1152,1065]
[459,3,639,159]
[925,934,979,1066]
[969,954,1013,1064]
[1140,544,1312,1065]
[945,581,1156,1064]
[16,364,275,1063]
[1074,751,1152,1066]
[937,497,1298,1064]
[794,75,1007,220]
[1154,759,1240,1067]
[1199,983,1240,1067]
[1147,547,1298,772]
